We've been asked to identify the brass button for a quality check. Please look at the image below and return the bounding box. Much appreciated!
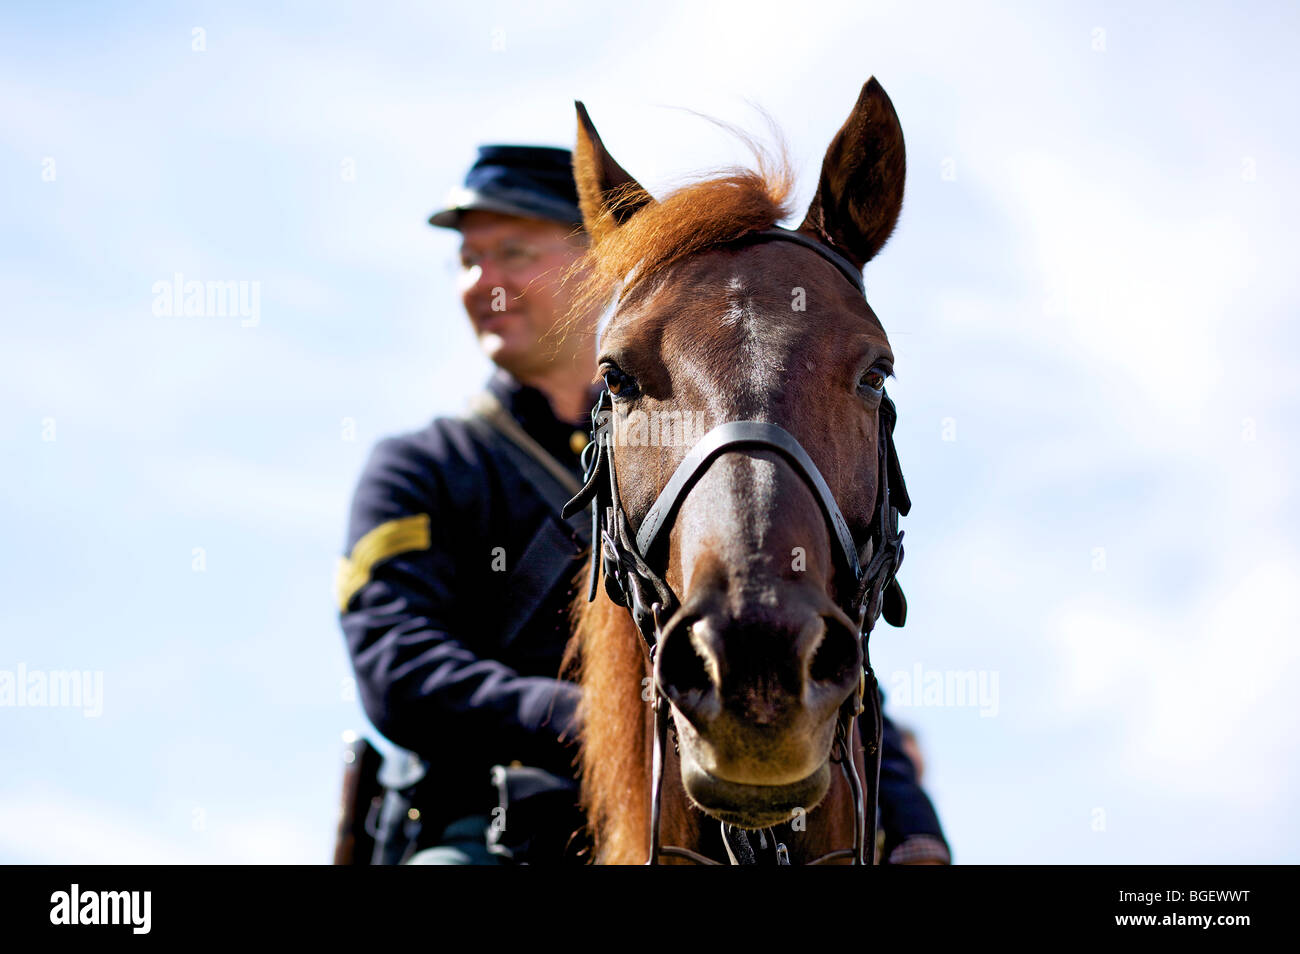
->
[570,431,589,455]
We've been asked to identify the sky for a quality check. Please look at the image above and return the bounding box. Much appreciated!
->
[1,0,1297,863]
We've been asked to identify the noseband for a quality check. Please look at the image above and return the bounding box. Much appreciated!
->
[562,227,911,865]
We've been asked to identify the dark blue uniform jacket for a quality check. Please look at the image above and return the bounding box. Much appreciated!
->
[338,370,950,859]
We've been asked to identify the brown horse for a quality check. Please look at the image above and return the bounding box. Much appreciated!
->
[562,78,910,864]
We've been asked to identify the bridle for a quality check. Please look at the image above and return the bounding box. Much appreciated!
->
[561,227,911,865]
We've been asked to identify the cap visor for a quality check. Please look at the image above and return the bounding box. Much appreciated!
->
[428,188,581,230]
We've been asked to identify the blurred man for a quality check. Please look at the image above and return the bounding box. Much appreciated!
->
[336,146,598,864]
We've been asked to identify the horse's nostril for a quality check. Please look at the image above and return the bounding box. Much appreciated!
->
[658,618,714,706]
[807,616,860,687]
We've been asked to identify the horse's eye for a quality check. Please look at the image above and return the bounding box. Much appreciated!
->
[602,365,640,400]
[859,368,887,394]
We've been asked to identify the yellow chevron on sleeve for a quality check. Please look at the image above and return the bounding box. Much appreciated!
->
[335,513,432,612]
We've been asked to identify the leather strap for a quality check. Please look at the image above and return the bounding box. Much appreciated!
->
[634,420,862,587]
[466,391,582,499]
[465,392,593,646]
[497,517,584,649]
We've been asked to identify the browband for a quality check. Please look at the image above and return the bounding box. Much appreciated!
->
[747,228,865,295]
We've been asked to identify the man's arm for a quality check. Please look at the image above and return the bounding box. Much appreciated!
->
[873,698,952,864]
[337,431,579,776]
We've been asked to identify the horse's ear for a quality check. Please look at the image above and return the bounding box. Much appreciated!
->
[574,101,653,243]
[798,78,906,269]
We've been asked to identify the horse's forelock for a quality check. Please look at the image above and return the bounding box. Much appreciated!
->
[563,155,796,343]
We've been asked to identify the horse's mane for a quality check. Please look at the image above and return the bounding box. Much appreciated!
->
[561,581,650,864]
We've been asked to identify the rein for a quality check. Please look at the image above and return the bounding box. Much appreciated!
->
[562,227,911,865]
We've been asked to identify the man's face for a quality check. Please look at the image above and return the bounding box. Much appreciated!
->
[456,210,587,378]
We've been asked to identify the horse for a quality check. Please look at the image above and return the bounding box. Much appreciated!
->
[560,78,912,865]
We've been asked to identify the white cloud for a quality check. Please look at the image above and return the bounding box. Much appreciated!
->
[1049,550,1300,804]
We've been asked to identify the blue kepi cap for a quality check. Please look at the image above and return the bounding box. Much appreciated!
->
[428,145,583,230]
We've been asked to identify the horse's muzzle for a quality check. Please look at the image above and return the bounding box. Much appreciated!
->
[678,751,832,829]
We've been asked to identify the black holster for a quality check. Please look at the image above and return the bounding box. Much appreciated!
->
[369,747,431,865]
[485,764,587,864]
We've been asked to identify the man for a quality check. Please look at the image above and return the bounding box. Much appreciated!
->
[336,144,951,864]
[337,145,597,864]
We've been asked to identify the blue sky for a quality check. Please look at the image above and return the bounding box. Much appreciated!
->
[2,0,1297,862]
